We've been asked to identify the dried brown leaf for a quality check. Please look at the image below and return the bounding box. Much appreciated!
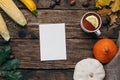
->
[97,7,112,16]
[109,24,118,30]
[110,13,118,25]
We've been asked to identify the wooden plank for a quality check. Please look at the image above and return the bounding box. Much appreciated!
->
[8,39,107,69]
[21,69,74,80]
[19,69,120,80]
[1,68,119,80]
[10,38,117,69]
[37,0,95,9]
[0,10,119,40]
[13,0,95,9]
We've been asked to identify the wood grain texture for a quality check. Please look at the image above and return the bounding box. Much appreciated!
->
[10,39,95,69]
[9,38,117,69]
[0,10,118,40]
[16,69,110,80]
[0,0,119,80]
[13,0,95,9]
[21,69,74,80]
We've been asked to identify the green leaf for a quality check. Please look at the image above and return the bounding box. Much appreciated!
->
[0,58,20,70]
[0,71,25,80]
[0,46,12,65]
[0,46,25,80]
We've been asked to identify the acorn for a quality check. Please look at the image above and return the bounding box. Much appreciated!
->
[54,0,61,5]
[49,0,56,8]
[70,0,76,6]
[82,0,89,7]
[101,16,111,26]
[18,30,27,38]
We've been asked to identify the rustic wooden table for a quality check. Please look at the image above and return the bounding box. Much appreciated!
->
[1,0,120,80]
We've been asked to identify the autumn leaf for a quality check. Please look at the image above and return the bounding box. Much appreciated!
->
[110,13,118,25]
[96,0,120,28]
[109,24,118,30]
[96,0,120,12]
[97,7,112,16]
[96,0,112,8]
[110,0,120,12]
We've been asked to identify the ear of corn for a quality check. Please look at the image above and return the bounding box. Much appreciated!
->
[0,0,27,26]
[20,0,38,16]
[0,14,10,41]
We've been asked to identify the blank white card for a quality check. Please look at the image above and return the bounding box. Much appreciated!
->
[39,23,67,61]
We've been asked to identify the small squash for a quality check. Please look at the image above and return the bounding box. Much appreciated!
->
[20,0,38,16]
[73,58,105,80]
[93,38,118,63]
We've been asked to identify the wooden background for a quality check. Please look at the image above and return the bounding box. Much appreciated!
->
[0,0,120,80]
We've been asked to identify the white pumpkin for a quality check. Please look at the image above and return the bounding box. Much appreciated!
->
[73,58,105,80]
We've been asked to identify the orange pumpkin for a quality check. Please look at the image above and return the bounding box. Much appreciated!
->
[93,38,118,63]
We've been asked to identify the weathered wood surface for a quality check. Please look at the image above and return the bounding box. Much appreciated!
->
[0,0,119,80]
[0,10,119,39]
[14,0,95,9]
[21,69,74,80]
[10,39,94,69]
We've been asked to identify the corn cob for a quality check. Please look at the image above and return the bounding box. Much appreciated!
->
[0,0,27,26]
[20,0,38,16]
[0,14,10,41]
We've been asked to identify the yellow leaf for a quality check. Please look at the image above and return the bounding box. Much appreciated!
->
[96,0,112,8]
[110,0,120,12]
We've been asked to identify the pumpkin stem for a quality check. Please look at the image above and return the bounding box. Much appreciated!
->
[89,73,93,78]
[105,47,109,53]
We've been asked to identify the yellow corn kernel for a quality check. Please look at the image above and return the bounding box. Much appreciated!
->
[0,14,10,41]
[0,0,27,26]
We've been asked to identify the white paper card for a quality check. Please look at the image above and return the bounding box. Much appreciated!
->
[39,23,67,61]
